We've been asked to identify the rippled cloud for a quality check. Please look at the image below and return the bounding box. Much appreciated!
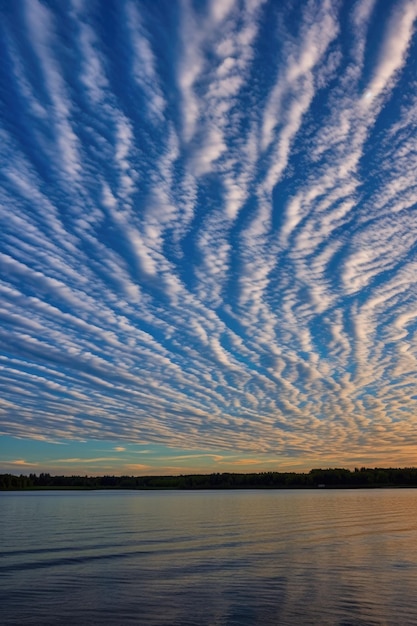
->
[1,0,417,472]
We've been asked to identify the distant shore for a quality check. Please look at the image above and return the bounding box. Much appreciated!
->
[3,467,417,490]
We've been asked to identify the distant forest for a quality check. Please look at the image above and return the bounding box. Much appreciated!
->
[3,467,417,490]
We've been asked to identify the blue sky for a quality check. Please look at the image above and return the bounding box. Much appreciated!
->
[2,0,417,476]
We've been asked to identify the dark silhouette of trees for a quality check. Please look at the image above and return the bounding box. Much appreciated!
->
[3,467,417,490]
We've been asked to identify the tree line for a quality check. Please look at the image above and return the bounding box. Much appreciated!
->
[3,466,417,490]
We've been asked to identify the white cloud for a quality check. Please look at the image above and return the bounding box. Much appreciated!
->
[363,0,417,104]
[2,0,417,467]
[24,0,81,180]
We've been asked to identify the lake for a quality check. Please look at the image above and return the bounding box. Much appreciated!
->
[2,489,417,625]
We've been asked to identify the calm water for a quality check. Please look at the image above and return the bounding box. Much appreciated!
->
[2,489,417,625]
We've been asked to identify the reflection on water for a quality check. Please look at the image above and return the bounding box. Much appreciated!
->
[2,489,417,625]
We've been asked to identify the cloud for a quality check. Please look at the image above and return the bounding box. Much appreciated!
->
[124,464,151,472]
[124,0,166,121]
[363,0,417,104]
[7,459,39,467]
[1,0,417,470]
[22,0,82,180]
[52,457,122,464]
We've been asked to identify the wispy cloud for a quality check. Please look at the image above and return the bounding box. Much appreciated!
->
[8,459,39,467]
[1,0,417,470]
[363,0,417,104]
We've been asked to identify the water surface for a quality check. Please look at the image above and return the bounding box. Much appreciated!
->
[2,489,417,625]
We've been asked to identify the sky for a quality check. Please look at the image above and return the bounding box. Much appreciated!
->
[1,0,417,476]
